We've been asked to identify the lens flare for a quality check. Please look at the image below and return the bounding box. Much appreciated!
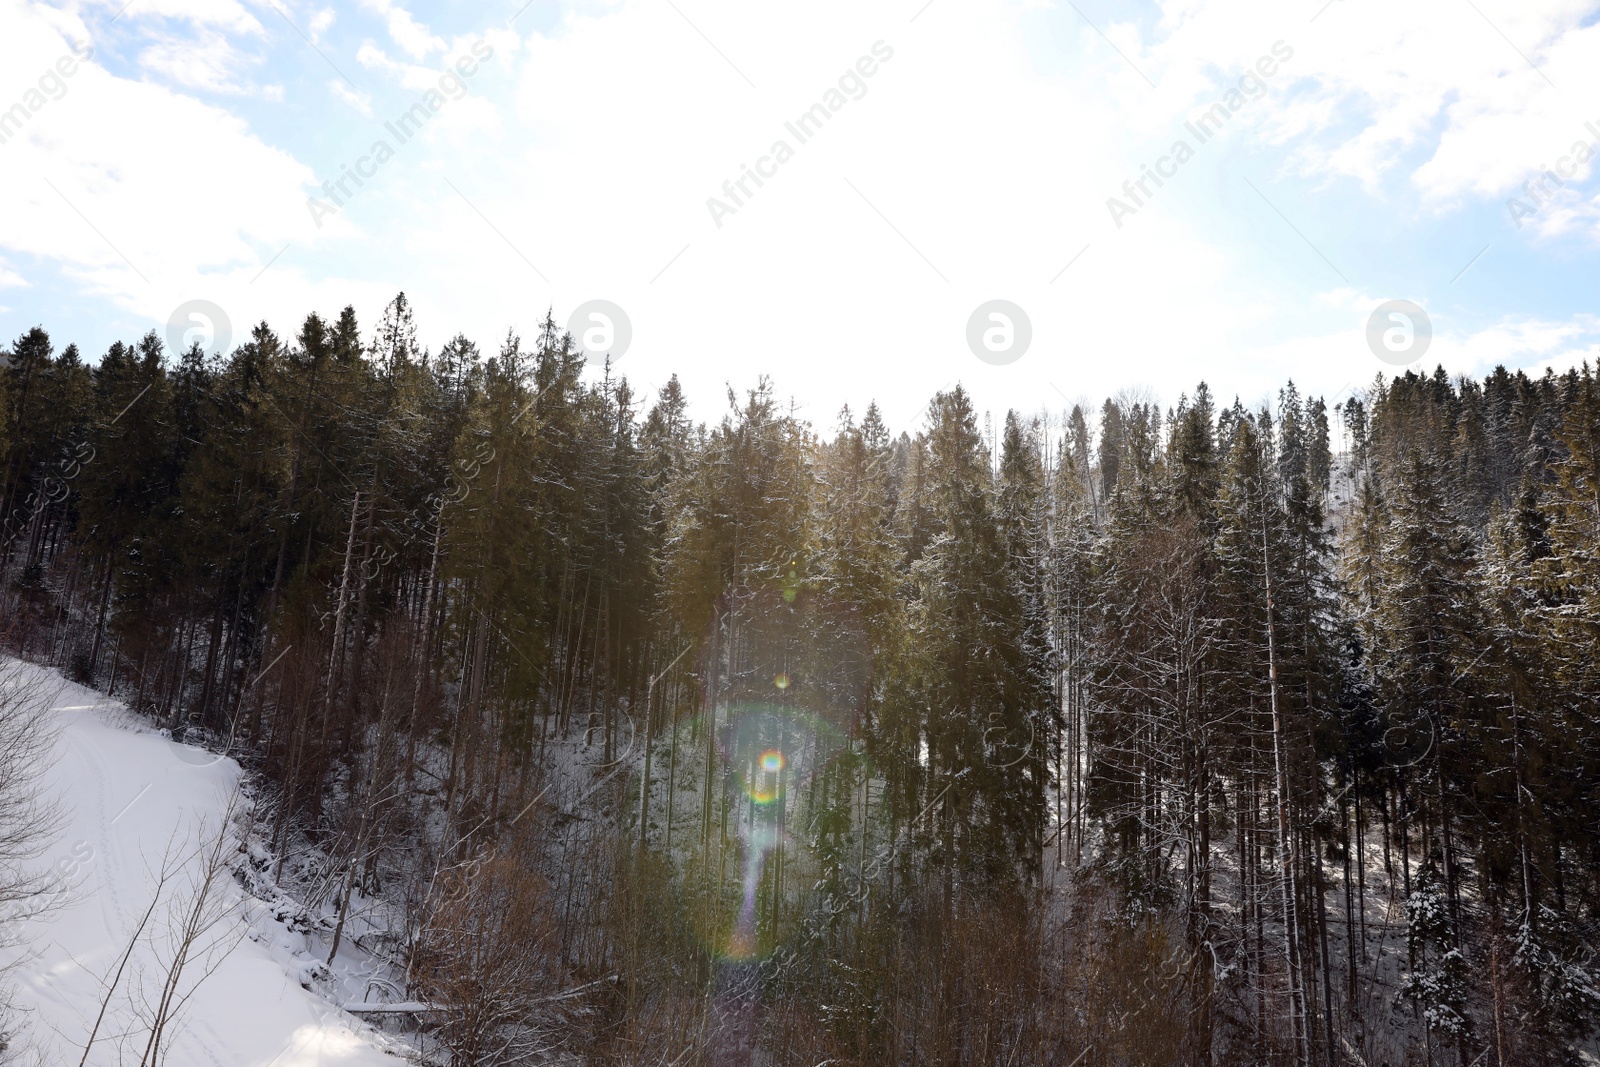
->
[749,749,784,805]
[682,584,872,966]
[723,706,834,807]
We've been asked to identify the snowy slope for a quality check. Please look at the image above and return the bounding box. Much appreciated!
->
[0,659,402,1066]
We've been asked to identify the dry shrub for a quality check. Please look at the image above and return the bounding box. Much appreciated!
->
[868,893,1073,1067]
[413,852,567,1066]
[1075,917,1194,1067]
[754,888,1090,1067]
[586,858,1202,1066]
[810,882,1196,1067]
[589,843,724,1065]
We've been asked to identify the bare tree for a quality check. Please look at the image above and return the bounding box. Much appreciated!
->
[77,855,172,1067]
[0,659,63,1056]
[128,791,246,1067]
[78,793,245,1067]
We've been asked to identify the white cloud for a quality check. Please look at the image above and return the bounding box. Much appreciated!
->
[138,29,256,93]
[6,0,1600,421]
[0,0,331,341]
[1439,313,1600,378]
[1530,189,1600,240]
[95,0,260,34]
[330,78,372,115]
[1242,0,1600,210]
[357,0,444,61]
[252,0,1600,417]
[1241,305,1600,403]
[309,6,335,42]
[364,0,1303,418]
[356,41,394,70]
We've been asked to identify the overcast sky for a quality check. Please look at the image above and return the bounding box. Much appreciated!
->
[2,0,1598,430]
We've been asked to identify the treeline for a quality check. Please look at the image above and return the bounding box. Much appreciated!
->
[1,296,1598,1066]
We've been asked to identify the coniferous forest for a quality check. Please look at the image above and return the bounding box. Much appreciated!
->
[3,294,1600,1066]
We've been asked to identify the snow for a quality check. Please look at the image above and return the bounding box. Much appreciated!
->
[0,659,402,1066]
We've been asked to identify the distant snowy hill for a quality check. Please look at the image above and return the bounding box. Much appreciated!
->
[0,659,401,1066]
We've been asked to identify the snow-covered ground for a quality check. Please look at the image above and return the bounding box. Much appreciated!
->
[0,659,402,1066]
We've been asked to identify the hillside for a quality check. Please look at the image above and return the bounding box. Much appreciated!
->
[0,658,399,1066]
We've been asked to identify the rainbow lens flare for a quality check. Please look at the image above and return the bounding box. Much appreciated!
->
[720,703,847,808]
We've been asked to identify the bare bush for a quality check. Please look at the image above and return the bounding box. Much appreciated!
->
[79,793,245,1067]
[412,850,570,1066]
[0,662,62,923]
[128,794,245,1067]
[0,659,63,1057]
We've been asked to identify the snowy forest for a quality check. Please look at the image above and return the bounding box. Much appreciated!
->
[1,292,1599,1067]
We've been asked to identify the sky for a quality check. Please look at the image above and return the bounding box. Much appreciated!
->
[1,0,1598,431]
